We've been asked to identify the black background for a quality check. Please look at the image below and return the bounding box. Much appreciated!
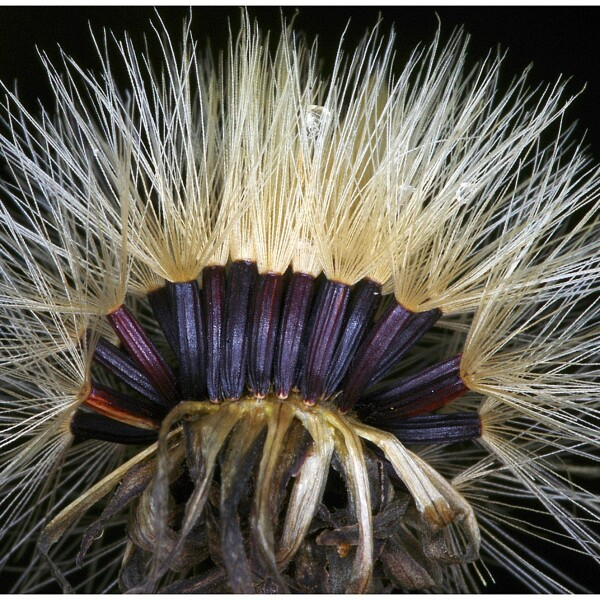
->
[0,5,598,594]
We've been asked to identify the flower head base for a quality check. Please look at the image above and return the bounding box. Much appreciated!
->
[61,394,479,593]
[1,11,600,594]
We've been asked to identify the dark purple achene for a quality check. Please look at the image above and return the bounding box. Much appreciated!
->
[221,260,257,400]
[378,413,482,445]
[324,278,382,396]
[358,354,467,419]
[301,279,350,404]
[202,265,226,402]
[93,337,170,409]
[247,272,284,397]
[106,304,179,405]
[273,272,315,398]
[168,281,206,400]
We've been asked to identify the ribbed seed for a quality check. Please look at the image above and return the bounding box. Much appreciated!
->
[168,281,206,400]
[301,280,350,404]
[93,337,169,409]
[202,265,226,402]
[379,413,482,445]
[273,272,315,398]
[221,261,257,400]
[247,272,284,397]
[358,354,467,420]
[324,279,382,396]
[107,305,179,405]
[339,301,412,412]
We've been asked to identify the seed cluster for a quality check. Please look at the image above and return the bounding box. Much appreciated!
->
[72,262,480,446]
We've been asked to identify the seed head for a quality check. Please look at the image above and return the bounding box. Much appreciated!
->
[0,11,599,594]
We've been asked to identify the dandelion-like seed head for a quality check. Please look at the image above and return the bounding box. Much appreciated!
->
[1,11,599,593]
